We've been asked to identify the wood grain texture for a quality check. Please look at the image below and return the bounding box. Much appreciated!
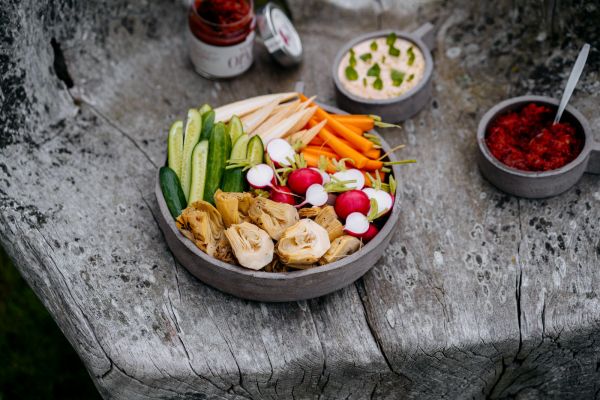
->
[1,0,600,399]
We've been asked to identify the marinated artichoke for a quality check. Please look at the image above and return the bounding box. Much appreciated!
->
[224,222,274,270]
[248,197,299,240]
[314,206,344,242]
[277,219,331,265]
[299,206,322,218]
[176,201,227,258]
[214,190,253,228]
[319,235,362,265]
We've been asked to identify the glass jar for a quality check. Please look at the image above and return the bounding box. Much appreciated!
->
[187,0,256,79]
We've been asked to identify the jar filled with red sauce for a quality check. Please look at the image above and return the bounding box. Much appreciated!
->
[485,103,584,172]
[188,0,256,78]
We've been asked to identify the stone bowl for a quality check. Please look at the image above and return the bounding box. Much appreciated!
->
[332,23,435,122]
[477,95,600,198]
[155,104,402,302]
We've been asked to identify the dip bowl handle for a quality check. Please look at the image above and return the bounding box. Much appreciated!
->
[412,22,435,51]
[586,140,600,174]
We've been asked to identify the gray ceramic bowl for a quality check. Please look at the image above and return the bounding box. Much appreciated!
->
[155,104,402,302]
[477,95,600,198]
[332,23,435,122]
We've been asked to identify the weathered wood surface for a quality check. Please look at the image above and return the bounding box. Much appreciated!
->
[1,0,600,398]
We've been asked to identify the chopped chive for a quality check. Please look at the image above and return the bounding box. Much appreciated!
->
[381,55,386,63]
[360,53,372,62]
[407,46,415,66]
[366,63,381,77]
[388,45,400,57]
[385,32,397,46]
[362,77,367,87]
[391,69,405,86]
[373,77,383,90]
[407,73,415,82]
[370,41,378,51]
[345,66,358,81]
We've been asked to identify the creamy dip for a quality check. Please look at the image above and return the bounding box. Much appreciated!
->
[337,35,426,100]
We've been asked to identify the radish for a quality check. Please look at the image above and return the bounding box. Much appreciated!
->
[295,183,328,207]
[334,190,370,219]
[266,138,296,167]
[288,168,323,195]
[344,212,379,242]
[270,185,296,205]
[246,164,275,189]
[363,188,394,216]
[332,169,365,190]
[311,167,331,184]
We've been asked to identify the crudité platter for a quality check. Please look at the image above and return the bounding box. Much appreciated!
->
[155,92,414,301]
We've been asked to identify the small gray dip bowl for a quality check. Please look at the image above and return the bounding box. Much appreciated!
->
[155,104,402,302]
[332,23,435,122]
[477,95,600,199]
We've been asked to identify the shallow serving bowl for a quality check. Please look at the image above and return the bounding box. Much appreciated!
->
[332,23,435,122]
[477,95,600,198]
[155,104,402,302]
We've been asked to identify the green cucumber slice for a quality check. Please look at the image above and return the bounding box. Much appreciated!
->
[200,110,215,141]
[198,103,212,116]
[203,123,231,204]
[180,109,203,201]
[221,134,249,193]
[246,135,264,166]
[167,120,183,181]
[227,115,244,144]
[159,167,187,219]
[188,140,209,204]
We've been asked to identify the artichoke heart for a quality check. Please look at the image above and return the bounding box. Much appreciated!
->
[214,190,254,227]
[277,219,331,265]
[176,201,226,257]
[314,206,344,241]
[248,197,299,240]
[225,222,274,270]
[299,206,322,218]
[319,235,362,265]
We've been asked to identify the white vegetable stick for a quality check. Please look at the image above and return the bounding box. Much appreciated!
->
[240,99,279,134]
[286,120,326,149]
[286,106,317,136]
[259,110,312,144]
[297,96,317,112]
[271,98,301,116]
[214,92,298,123]
[253,100,300,136]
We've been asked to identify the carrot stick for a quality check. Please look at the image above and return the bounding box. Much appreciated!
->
[304,146,339,160]
[308,119,370,169]
[342,123,364,135]
[365,148,381,159]
[301,151,337,173]
[363,158,384,171]
[309,136,325,146]
[300,94,373,152]
[331,115,375,131]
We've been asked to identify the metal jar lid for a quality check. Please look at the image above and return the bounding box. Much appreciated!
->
[257,3,303,67]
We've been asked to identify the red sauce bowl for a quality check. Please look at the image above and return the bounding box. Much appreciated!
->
[477,95,600,198]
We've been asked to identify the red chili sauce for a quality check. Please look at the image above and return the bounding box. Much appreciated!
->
[485,103,583,172]
[189,0,254,46]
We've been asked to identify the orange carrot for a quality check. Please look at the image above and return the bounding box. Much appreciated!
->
[300,94,373,152]
[331,115,375,131]
[301,151,337,173]
[309,136,326,146]
[308,119,370,169]
[342,123,364,135]
[304,146,339,160]
[365,148,381,159]
[363,159,384,170]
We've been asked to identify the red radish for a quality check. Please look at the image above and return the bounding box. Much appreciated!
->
[246,164,275,189]
[334,190,370,219]
[363,188,394,216]
[326,193,337,206]
[344,212,379,242]
[311,167,331,184]
[270,185,296,205]
[332,169,365,190]
[295,183,328,207]
[287,167,323,195]
[266,138,296,167]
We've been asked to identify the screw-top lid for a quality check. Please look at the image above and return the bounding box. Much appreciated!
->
[257,3,303,67]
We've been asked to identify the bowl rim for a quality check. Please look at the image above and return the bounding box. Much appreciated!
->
[331,29,434,106]
[155,103,402,280]
[477,95,593,178]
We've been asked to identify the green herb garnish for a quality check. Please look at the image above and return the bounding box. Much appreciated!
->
[370,41,378,51]
[407,73,415,82]
[349,48,357,67]
[367,63,381,77]
[391,69,405,86]
[360,53,372,62]
[385,32,397,46]
[407,46,415,66]
[362,77,367,87]
[381,56,386,63]
[345,66,358,81]
[388,46,400,57]
[373,77,383,90]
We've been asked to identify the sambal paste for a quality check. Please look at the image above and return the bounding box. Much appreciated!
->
[486,103,583,172]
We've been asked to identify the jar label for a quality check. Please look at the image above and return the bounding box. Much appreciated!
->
[187,30,255,78]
